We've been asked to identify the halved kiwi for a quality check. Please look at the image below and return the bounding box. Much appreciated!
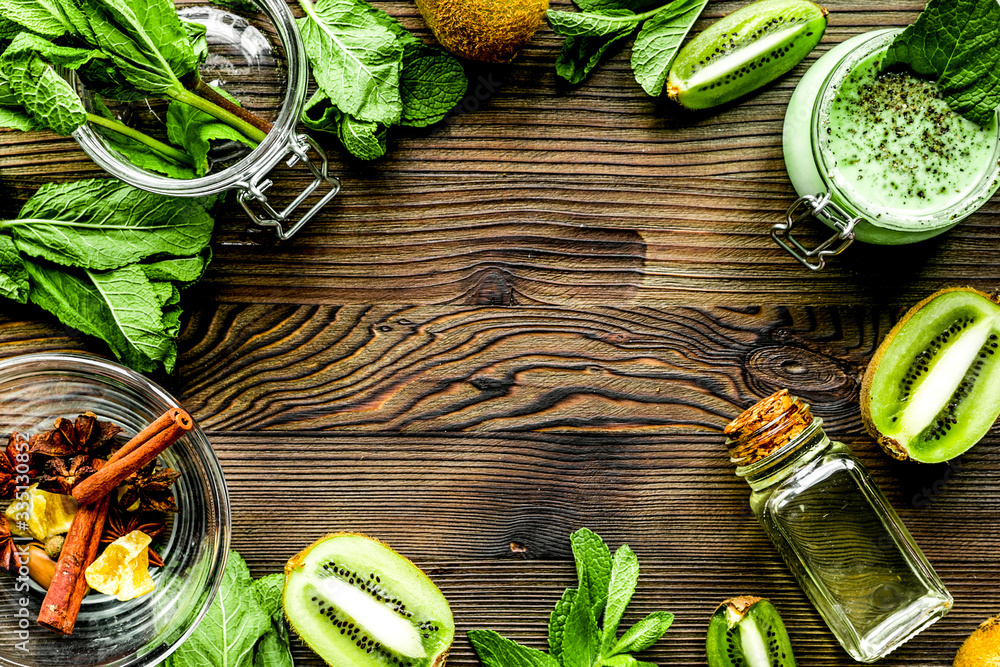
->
[862,288,1000,463]
[954,615,1000,667]
[668,0,827,109]
[283,533,454,667]
[706,596,796,667]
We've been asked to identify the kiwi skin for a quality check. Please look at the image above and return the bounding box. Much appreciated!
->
[954,615,1000,667]
[284,532,452,667]
[414,0,548,64]
[860,287,1000,462]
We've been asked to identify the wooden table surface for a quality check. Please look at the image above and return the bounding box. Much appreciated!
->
[2,1,998,665]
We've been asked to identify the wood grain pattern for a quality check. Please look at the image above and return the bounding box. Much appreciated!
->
[213,432,1000,667]
[1,2,999,666]
[2,1,997,305]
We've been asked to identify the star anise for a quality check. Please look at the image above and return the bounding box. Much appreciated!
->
[37,454,100,495]
[118,461,181,514]
[0,433,36,500]
[28,412,122,459]
[0,516,22,574]
[101,501,167,567]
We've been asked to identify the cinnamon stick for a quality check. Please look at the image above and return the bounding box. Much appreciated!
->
[71,409,192,506]
[37,495,109,635]
[37,408,192,635]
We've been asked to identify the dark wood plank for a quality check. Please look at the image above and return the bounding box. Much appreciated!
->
[3,2,998,306]
[213,432,1000,667]
[173,302,889,434]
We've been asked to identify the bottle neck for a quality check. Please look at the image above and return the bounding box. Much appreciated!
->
[735,418,831,491]
[724,390,832,491]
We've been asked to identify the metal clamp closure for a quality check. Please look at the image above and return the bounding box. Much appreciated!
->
[771,193,860,271]
[236,133,341,241]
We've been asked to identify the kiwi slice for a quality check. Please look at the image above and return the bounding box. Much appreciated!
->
[862,288,1000,464]
[706,596,796,667]
[668,0,827,109]
[954,615,1000,667]
[283,533,454,667]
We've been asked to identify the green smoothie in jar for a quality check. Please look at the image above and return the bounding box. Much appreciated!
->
[778,29,1000,263]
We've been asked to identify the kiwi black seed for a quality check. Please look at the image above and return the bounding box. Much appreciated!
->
[862,288,1000,464]
[707,596,797,667]
[284,533,454,667]
[668,0,827,110]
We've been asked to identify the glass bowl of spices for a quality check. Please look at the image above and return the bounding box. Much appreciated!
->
[775,28,1000,269]
[0,352,230,667]
[68,0,339,240]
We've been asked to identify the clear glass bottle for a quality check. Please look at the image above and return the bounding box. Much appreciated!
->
[725,390,952,663]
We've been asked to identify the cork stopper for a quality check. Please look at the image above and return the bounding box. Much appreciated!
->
[725,389,813,466]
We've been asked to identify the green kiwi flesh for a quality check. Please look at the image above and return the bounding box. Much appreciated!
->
[284,533,454,667]
[668,0,827,109]
[706,596,796,667]
[862,288,1000,464]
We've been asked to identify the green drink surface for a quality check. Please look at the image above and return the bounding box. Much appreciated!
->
[822,51,999,217]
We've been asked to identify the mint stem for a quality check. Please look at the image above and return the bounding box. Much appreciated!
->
[85,113,195,167]
[190,76,274,136]
[167,87,266,144]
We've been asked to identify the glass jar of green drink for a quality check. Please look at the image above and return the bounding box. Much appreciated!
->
[775,29,1000,269]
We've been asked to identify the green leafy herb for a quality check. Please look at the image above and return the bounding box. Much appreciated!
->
[167,86,256,176]
[471,529,673,667]
[0,179,216,373]
[548,0,707,93]
[631,0,709,96]
[297,0,404,126]
[298,0,467,160]
[162,551,293,667]
[0,235,27,303]
[882,0,1000,125]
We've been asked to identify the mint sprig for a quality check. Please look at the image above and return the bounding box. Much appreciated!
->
[547,0,708,94]
[469,528,674,667]
[883,0,1000,125]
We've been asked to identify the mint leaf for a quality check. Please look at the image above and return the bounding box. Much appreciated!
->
[548,587,577,661]
[570,527,612,616]
[139,251,211,285]
[883,0,1000,125]
[251,573,285,628]
[24,260,161,372]
[74,0,196,95]
[562,591,600,667]
[468,629,560,667]
[167,550,272,667]
[0,51,88,136]
[90,98,197,178]
[600,544,640,651]
[555,29,635,84]
[254,631,294,667]
[575,0,661,10]
[87,265,175,367]
[252,573,294,667]
[0,106,41,131]
[400,43,467,127]
[611,611,674,656]
[303,90,387,160]
[167,86,255,176]
[0,0,90,39]
[297,0,403,125]
[548,9,642,37]
[631,0,708,96]
[549,9,638,84]
[3,179,214,271]
[0,235,28,303]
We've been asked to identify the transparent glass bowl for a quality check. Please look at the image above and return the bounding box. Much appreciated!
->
[0,353,230,667]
